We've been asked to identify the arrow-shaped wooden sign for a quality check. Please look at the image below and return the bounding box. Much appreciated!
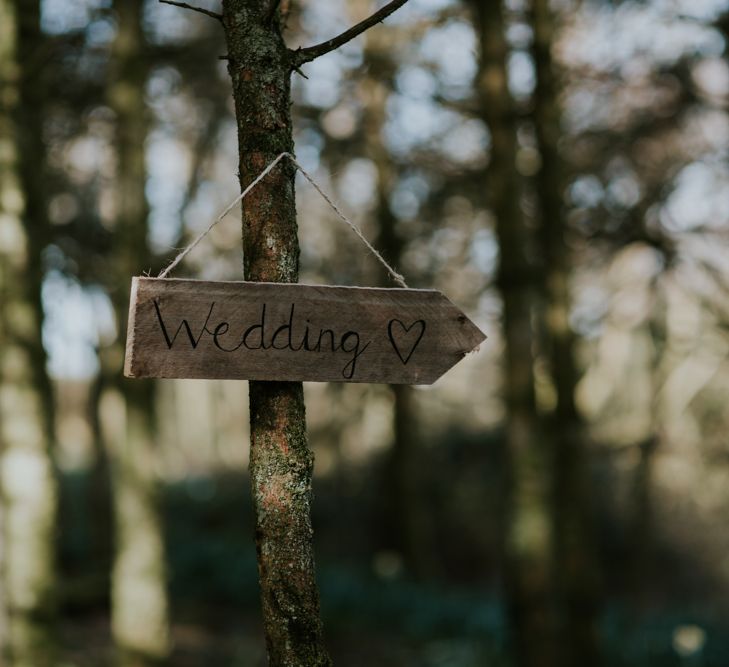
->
[124,277,485,385]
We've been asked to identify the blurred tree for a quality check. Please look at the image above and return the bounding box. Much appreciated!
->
[360,12,436,581]
[0,0,59,664]
[99,0,171,663]
[469,0,556,665]
[527,0,602,664]
[561,0,727,607]
[627,298,664,600]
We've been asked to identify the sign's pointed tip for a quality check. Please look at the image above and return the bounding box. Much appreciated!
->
[459,313,487,352]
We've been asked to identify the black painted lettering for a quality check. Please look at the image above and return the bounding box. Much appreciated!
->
[154,299,214,350]
[271,304,296,350]
[212,321,245,352]
[243,304,268,350]
[315,329,336,353]
[153,299,378,378]
[340,331,370,379]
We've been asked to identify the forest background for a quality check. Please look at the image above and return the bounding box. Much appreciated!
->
[1,0,729,665]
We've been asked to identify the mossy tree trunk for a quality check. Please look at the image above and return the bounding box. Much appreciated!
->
[103,0,171,664]
[220,3,330,665]
[470,1,557,665]
[0,0,59,664]
[216,0,410,662]
[528,0,601,664]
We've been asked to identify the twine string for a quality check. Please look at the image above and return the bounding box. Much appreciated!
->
[158,152,290,279]
[158,152,408,288]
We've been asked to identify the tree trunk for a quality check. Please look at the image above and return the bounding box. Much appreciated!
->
[87,373,113,590]
[356,22,434,581]
[629,299,665,602]
[470,1,557,665]
[0,0,58,664]
[528,0,601,664]
[221,2,331,664]
[103,1,171,663]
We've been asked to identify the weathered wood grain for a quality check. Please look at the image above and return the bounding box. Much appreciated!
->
[124,277,486,384]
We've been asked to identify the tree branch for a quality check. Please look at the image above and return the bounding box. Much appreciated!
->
[290,0,410,67]
[158,0,222,21]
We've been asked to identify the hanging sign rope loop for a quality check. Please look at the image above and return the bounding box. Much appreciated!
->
[158,152,408,288]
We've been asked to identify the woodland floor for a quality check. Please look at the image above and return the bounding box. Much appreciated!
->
[55,470,729,667]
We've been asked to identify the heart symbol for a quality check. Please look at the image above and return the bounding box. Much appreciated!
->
[388,319,426,365]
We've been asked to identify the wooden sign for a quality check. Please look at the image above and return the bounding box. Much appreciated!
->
[124,277,485,385]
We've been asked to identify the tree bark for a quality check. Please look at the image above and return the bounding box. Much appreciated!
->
[528,0,601,664]
[0,0,59,664]
[221,2,331,664]
[103,1,171,664]
[470,1,557,665]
